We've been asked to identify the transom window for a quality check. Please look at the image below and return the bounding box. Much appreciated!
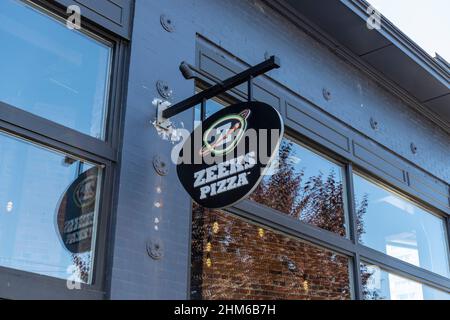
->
[0,0,112,139]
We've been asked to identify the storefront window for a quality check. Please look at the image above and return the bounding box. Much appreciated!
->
[361,263,450,300]
[0,131,102,283]
[250,138,349,237]
[194,98,227,128]
[353,173,450,278]
[193,96,349,237]
[0,0,112,139]
[191,205,353,299]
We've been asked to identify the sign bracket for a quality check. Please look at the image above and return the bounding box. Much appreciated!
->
[156,55,280,127]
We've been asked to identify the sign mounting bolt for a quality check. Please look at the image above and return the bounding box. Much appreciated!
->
[410,143,418,154]
[322,88,332,101]
[160,14,175,32]
[370,117,379,131]
[156,80,173,100]
[153,155,169,176]
[147,239,163,260]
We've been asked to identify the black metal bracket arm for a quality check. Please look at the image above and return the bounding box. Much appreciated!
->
[156,55,280,127]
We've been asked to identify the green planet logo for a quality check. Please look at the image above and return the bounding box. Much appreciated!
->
[200,109,251,156]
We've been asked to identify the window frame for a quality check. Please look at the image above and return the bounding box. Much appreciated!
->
[360,262,450,300]
[0,0,129,299]
[193,126,450,300]
[189,44,450,300]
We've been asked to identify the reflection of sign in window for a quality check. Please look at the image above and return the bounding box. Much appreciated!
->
[74,175,97,208]
[63,212,95,245]
[55,167,99,254]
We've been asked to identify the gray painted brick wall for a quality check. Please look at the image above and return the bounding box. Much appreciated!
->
[109,0,450,299]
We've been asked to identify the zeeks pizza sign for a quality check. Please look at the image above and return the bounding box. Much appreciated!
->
[176,101,283,209]
[154,55,282,209]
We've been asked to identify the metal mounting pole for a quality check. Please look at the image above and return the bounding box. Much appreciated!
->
[248,75,254,102]
[160,55,280,121]
[200,98,206,121]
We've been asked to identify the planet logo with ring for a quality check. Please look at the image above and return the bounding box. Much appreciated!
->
[200,109,251,156]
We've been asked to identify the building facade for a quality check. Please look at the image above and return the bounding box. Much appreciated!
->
[0,0,449,300]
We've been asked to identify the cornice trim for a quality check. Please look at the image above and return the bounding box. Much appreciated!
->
[261,0,450,134]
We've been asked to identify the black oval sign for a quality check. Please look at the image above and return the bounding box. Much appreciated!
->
[177,101,284,209]
[55,167,99,254]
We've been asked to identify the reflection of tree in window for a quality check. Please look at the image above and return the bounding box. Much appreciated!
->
[361,264,383,300]
[250,139,367,237]
[190,138,371,299]
[72,253,90,283]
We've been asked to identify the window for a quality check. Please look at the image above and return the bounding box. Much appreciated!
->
[361,263,450,300]
[194,97,228,128]
[250,138,349,237]
[191,205,353,300]
[194,96,349,237]
[0,0,123,298]
[0,0,112,139]
[0,131,102,284]
[353,173,450,278]
[191,79,450,300]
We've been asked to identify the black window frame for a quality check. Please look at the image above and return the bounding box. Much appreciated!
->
[0,0,129,300]
[189,39,450,300]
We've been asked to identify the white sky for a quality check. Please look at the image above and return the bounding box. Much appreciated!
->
[369,0,450,61]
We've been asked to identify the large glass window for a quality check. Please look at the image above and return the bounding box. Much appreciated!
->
[195,100,348,236]
[250,138,349,237]
[0,0,112,139]
[191,86,450,300]
[0,131,102,284]
[194,98,227,128]
[191,205,353,300]
[353,173,450,278]
[361,263,450,300]
[194,96,349,237]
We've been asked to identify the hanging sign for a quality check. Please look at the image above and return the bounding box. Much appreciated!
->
[55,167,99,254]
[177,101,283,209]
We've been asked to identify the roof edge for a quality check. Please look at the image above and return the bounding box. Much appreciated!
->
[347,0,450,86]
[262,0,450,134]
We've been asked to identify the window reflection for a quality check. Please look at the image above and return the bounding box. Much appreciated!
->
[353,173,450,278]
[193,96,349,237]
[194,98,227,127]
[0,0,111,139]
[191,205,352,300]
[0,132,101,283]
[250,138,348,237]
[361,264,450,300]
